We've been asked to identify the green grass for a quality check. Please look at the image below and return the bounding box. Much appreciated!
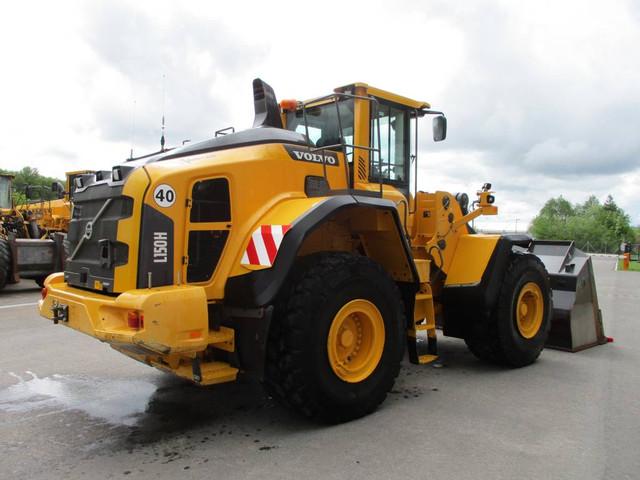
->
[618,258,640,271]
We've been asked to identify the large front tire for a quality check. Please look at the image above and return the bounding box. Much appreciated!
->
[265,252,405,423]
[465,253,552,367]
[0,239,12,291]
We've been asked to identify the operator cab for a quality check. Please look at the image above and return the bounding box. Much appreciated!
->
[0,175,13,211]
[282,81,446,200]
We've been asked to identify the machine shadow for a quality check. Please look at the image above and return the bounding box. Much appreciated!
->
[416,336,507,373]
[117,336,534,449]
[123,374,311,446]
[123,341,506,446]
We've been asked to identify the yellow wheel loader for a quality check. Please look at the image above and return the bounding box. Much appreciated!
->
[38,79,604,422]
[0,172,91,290]
[23,170,95,236]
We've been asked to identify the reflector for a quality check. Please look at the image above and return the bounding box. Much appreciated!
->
[127,311,143,329]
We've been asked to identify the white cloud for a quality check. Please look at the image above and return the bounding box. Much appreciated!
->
[0,0,638,227]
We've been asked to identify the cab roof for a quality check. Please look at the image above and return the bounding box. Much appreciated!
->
[335,82,431,109]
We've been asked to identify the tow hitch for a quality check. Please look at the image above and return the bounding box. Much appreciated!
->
[51,301,69,324]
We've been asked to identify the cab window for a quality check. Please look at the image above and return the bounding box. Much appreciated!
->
[286,100,354,155]
[370,102,410,188]
[0,177,11,209]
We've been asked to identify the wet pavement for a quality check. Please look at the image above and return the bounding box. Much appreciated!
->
[0,257,638,479]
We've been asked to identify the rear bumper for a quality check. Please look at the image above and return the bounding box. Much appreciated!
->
[39,273,211,355]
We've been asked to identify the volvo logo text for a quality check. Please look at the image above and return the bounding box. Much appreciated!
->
[284,145,340,167]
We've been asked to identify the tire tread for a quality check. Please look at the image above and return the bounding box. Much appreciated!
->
[465,252,551,367]
[265,252,404,423]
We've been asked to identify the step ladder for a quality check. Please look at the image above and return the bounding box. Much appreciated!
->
[408,259,438,365]
[151,325,239,385]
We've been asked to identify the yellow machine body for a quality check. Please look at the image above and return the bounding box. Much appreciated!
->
[39,80,515,387]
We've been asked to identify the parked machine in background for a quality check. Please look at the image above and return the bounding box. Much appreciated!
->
[25,170,95,236]
[0,173,75,290]
[39,79,605,422]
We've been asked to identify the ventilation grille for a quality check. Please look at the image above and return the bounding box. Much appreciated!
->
[358,156,367,181]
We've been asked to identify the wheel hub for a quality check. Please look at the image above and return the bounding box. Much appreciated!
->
[340,328,355,348]
[516,282,543,339]
[327,299,385,383]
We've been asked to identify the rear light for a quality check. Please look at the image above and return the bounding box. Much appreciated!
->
[41,287,48,300]
[127,311,144,330]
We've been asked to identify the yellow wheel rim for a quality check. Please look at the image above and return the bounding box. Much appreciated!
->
[327,299,385,383]
[516,282,544,339]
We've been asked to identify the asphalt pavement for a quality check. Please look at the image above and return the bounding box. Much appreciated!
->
[0,256,638,480]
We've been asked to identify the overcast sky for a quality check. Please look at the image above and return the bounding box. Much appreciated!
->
[1,0,638,230]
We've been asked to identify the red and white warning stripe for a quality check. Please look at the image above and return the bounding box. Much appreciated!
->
[241,225,291,267]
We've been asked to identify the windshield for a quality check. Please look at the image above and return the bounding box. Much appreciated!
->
[0,177,11,209]
[286,99,354,151]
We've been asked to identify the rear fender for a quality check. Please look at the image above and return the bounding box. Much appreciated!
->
[225,195,419,307]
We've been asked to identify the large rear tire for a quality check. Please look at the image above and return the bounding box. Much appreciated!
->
[265,252,405,423]
[0,238,12,291]
[464,252,552,367]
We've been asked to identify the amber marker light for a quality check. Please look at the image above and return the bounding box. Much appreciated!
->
[280,99,298,111]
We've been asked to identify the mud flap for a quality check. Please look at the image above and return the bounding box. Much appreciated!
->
[530,240,606,352]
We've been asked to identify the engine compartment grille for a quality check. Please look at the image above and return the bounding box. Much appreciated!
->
[65,182,133,293]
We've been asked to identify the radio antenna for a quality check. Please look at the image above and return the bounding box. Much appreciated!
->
[160,74,166,151]
[129,98,136,159]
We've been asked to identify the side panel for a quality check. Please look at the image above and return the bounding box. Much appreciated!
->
[114,168,151,292]
[227,196,327,274]
[137,205,174,288]
[143,143,349,301]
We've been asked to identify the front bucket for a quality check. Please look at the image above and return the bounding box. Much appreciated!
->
[530,240,607,352]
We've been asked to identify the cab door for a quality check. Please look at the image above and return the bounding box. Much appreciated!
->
[355,97,414,230]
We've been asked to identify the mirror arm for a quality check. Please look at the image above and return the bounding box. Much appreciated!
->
[418,109,445,117]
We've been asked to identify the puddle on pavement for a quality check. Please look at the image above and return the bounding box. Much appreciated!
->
[0,371,157,426]
[0,370,274,439]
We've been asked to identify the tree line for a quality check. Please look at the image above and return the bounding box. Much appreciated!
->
[2,167,638,253]
[0,167,64,205]
[530,195,638,253]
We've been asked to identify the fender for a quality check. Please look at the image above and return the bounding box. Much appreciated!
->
[225,195,419,307]
[440,234,532,339]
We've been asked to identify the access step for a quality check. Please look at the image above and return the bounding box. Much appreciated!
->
[152,358,239,386]
[407,322,438,365]
[208,326,235,352]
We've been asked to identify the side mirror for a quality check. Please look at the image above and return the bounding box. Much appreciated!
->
[433,115,447,142]
[51,181,65,199]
